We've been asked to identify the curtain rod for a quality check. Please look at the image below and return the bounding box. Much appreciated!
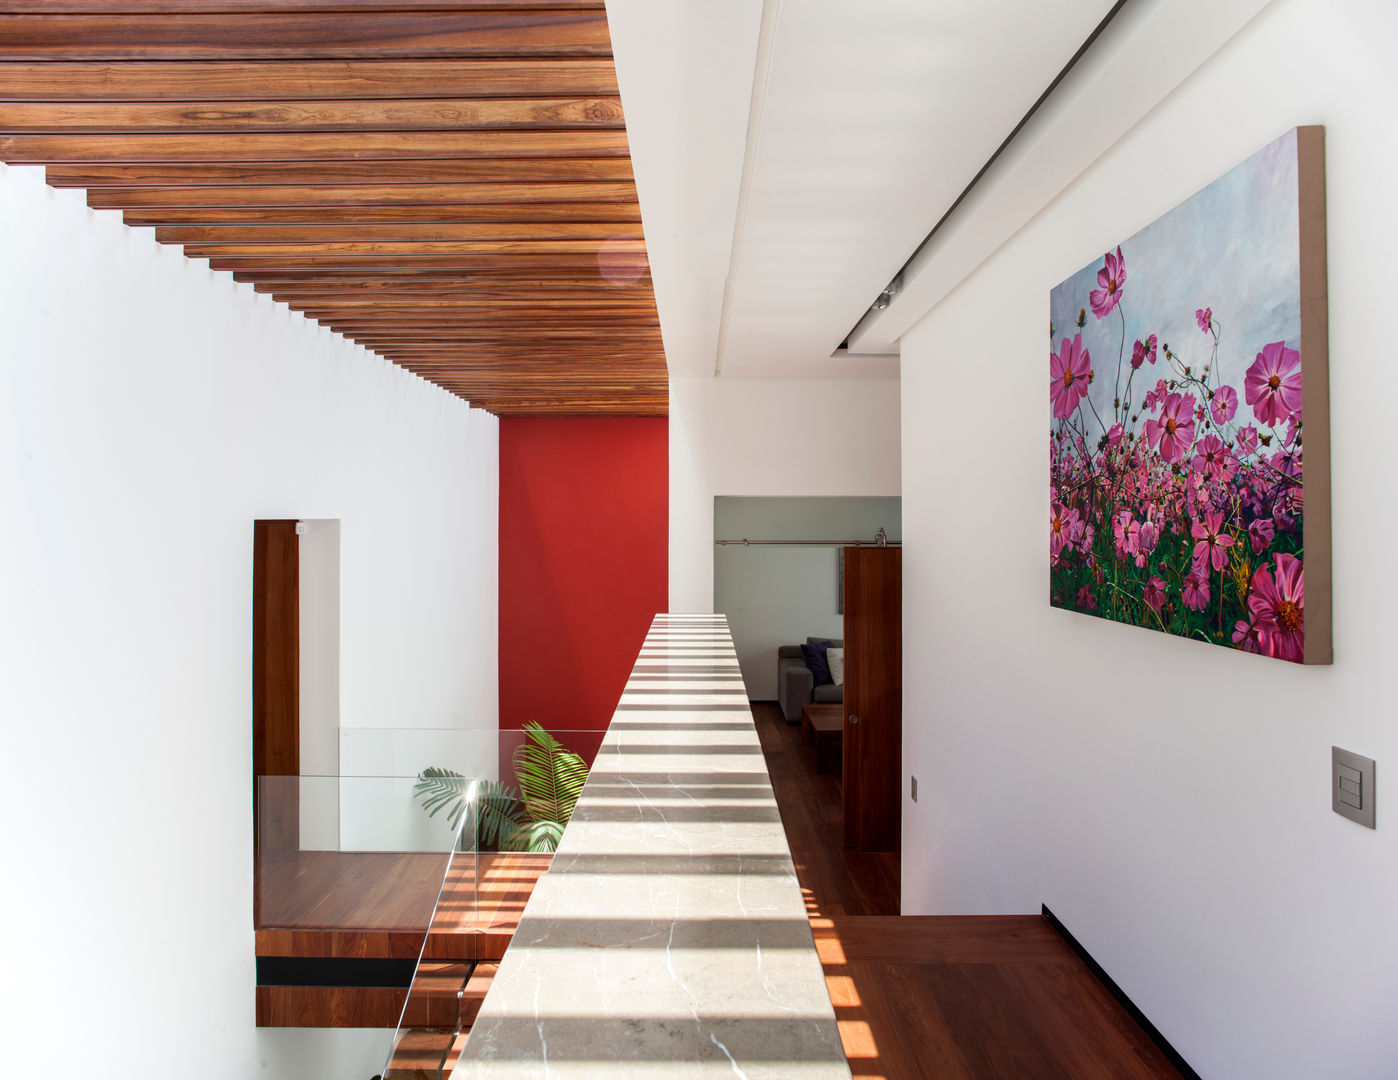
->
[715,527,898,548]
[715,539,903,547]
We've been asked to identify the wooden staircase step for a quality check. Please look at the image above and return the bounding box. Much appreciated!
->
[399,962,472,1029]
[460,961,498,1028]
[382,1027,459,1080]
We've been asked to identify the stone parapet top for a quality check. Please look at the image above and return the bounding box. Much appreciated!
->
[452,613,850,1079]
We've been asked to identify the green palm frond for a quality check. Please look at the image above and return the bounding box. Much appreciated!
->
[506,818,565,853]
[415,723,589,853]
[473,778,527,849]
[412,767,470,832]
[414,769,527,846]
[513,720,588,828]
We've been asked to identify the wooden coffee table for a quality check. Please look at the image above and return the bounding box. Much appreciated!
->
[800,703,844,775]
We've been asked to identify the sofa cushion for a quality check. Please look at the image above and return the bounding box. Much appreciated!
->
[801,641,834,686]
[826,647,844,686]
[812,682,844,704]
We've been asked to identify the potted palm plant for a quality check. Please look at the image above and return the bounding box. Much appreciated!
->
[412,721,589,853]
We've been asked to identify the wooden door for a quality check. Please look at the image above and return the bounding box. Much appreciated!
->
[841,547,902,852]
[253,519,300,854]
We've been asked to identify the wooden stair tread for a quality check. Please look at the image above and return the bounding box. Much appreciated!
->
[400,962,472,1028]
[383,1027,461,1079]
[461,961,498,1028]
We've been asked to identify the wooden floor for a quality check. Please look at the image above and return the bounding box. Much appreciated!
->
[754,701,900,916]
[753,703,1184,1080]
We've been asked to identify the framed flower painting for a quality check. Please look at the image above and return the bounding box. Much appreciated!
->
[1048,127,1330,664]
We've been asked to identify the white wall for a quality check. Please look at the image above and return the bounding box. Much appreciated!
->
[900,1,1398,1077]
[299,518,340,778]
[714,496,901,698]
[0,165,499,1080]
[669,375,902,612]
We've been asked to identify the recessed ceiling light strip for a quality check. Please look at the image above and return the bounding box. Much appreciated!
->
[713,0,783,377]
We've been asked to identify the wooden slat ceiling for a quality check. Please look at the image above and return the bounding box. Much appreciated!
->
[0,1,667,416]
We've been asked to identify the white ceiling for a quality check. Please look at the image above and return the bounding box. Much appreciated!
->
[606,0,1118,379]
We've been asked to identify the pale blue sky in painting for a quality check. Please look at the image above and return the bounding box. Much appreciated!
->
[1049,128,1301,439]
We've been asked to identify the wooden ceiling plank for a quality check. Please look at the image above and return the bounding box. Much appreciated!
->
[0,97,625,133]
[0,60,618,101]
[121,204,640,226]
[0,14,613,61]
[232,265,643,277]
[290,311,659,324]
[258,286,654,300]
[317,314,657,325]
[374,372,667,381]
[323,326,660,337]
[0,3,607,13]
[179,239,645,256]
[361,354,663,364]
[210,256,632,271]
[88,182,639,208]
[155,221,642,242]
[286,297,657,305]
[0,130,632,163]
[265,292,658,304]
[45,159,638,186]
[274,289,654,301]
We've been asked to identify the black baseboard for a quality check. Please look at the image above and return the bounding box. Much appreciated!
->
[1041,905,1201,1080]
[256,955,421,988]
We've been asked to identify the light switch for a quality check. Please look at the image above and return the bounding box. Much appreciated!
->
[1332,747,1375,829]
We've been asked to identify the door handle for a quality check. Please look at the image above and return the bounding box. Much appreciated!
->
[848,714,859,725]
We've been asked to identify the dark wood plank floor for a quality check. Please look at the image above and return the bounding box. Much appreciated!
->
[753,701,900,916]
[752,702,1184,1080]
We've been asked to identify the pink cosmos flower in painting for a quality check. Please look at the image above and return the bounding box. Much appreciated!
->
[1232,618,1265,654]
[1050,501,1079,561]
[1270,447,1302,480]
[1182,571,1211,611]
[1190,434,1231,481]
[1248,517,1276,553]
[1089,247,1126,319]
[1244,341,1302,427]
[1143,378,1170,412]
[1143,577,1167,612]
[1195,307,1213,333]
[1210,385,1238,425]
[1130,334,1157,369]
[1143,392,1197,464]
[1191,511,1235,572]
[1112,510,1140,560]
[1107,422,1124,448]
[1235,425,1259,454]
[1248,553,1305,662]
[1138,515,1162,559]
[1050,334,1092,419]
[1075,585,1097,611]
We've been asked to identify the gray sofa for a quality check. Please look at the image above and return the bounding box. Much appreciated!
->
[777,637,844,723]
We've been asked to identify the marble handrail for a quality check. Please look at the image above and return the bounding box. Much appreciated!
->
[452,613,850,1079]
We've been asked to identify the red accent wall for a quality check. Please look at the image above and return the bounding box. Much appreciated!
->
[499,417,668,763]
